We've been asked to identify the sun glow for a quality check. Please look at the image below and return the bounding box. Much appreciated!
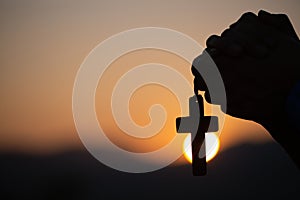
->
[183,133,220,163]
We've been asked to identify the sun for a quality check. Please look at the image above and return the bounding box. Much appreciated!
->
[183,132,220,163]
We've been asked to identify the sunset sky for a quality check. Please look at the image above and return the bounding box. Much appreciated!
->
[1,0,299,165]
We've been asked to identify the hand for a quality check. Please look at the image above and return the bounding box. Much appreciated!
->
[192,11,300,167]
[206,10,299,58]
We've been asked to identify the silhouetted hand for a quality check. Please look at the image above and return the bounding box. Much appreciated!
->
[193,10,300,167]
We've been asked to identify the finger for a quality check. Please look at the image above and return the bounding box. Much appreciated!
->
[193,76,208,92]
[232,12,275,44]
[234,18,267,41]
[229,38,268,58]
[207,35,229,51]
[206,47,219,58]
[236,12,258,25]
[234,11,279,49]
[207,34,242,56]
[224,19,271,57]
[258,10,299,40]
[220,30,245,57]
[206,35,222,49]
[220,30,268,58]
[225,43,244,57]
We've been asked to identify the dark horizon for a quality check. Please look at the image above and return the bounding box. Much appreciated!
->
[2,141,299,199]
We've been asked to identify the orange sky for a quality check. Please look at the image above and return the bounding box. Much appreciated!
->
[0,1,299,164]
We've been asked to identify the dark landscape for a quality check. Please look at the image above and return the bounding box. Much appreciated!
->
[1,141,299,200]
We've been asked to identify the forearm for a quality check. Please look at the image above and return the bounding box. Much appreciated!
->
[260,107,300,168]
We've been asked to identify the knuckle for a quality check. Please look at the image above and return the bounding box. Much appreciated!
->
[240,12,257,21]
[278,13,289,21]
[206,35,221,47]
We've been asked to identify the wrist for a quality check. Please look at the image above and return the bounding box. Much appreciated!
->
[257,82,300,168]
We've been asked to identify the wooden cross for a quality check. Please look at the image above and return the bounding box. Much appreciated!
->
[176,94,218,176]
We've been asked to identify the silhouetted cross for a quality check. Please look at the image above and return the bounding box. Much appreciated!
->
[176,94,218,176]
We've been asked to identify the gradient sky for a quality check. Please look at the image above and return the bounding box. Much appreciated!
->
[1,0,299,163]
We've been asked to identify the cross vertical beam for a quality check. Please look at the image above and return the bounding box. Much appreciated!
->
[176,94,218,176]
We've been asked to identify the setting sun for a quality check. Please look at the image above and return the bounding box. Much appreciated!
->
[183,132,220,163]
